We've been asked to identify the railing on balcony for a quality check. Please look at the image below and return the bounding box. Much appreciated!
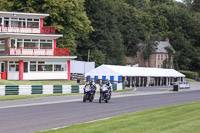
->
[40,26,56,34]
[0,25,56,34]
[54,48,70,56]
[8,47,70,56]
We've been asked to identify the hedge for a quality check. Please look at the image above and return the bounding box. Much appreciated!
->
[179,70,199,79]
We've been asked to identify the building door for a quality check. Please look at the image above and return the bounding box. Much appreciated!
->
[0,62,5,80]
[23,61,30,79]
[0,17,2,26]
[0,18,2,32]
[0,62,5,72]
[4,20,9,27]
[24,62,29,73]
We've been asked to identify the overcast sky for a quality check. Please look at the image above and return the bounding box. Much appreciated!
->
[176,0,183,2]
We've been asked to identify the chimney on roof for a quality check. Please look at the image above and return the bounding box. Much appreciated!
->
[165,37,170,43]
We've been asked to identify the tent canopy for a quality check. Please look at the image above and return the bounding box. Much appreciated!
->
[85,65,185,78]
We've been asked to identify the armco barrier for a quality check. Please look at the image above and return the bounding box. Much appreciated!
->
[122,82,125,89]
[19,85,31,95]
[62,85,71,94]
[32,85,43,94]
[79,85,85,93]
[43,85,53,94]
[112,84,117,91]
[71,85,79,93]
[53,85,62,94]
[0,83,125,95]
[0,85,5,96]
[5,85,19,95]
[117,83,122,91]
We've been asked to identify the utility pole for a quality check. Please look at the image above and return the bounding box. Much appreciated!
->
[87,49,90,62]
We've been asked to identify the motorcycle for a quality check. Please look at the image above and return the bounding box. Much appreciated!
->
[83,85,95,102]
[99,84,111,103]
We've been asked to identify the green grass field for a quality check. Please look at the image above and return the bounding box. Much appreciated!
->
[36,101,200,133]
[0,93,81,101]
[0,80,86,85]
[185,78,196,82]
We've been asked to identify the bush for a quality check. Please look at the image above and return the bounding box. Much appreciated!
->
[179,70,199,79]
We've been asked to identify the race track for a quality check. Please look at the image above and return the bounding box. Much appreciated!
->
[0,90,200,133]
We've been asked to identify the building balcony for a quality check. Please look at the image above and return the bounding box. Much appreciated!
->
[0,25,56,34]
[8,47,70,56]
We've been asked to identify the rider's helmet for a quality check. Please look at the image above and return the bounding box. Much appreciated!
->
[106,79,110,86]
[89,80,93,85]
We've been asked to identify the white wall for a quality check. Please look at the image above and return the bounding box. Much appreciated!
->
[70,60,95,74]
[27,72,68,80]
[7,72,68,80]
[7,72,19,80]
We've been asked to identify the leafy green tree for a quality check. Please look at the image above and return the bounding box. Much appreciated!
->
[78,0,126,65]
[192,0,200,12]
[124,0,147,8]
[0,0,13,11]
[1,0,200,72]
[141,34,160,67]
[163,46,174,68]
[7,0,93,55]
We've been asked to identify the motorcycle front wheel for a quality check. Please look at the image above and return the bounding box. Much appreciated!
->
[83,93,87,102]
[99,93,102,103]
[89,94,93,102]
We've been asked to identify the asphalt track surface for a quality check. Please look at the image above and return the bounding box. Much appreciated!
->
[0,90,200,133]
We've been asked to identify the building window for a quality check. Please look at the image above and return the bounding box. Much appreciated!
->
[54,61,66,71]
[161,55,163,60]
[165,54,168,59]
[0,17,2,25]
[158,54,160,60]
[30,61,37,71]
[40,40,53,49]
[9,61,19,71]
[27,18,39,28]
[4,17,39,28]
[10,39,53,49]
[24,39,39,48]
[11,39,15,48]
[131,57,134,61]
[38,61,53,71]
[0,39,5,50]
[11,18,26,28]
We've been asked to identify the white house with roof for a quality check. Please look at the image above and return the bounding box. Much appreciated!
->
[126,38,175,68]
[0,11,76,80]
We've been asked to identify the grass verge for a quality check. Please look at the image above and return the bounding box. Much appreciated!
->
[0,89,132,101]
[0,93,81,101]
[36,101,200,133]
[185,78,196,82]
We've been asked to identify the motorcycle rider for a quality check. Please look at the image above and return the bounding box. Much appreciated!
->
[85,80,96,94]
[106,79,112,89]
[105,79,112,98]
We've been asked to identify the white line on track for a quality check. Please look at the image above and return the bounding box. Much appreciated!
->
[0,91,174,109]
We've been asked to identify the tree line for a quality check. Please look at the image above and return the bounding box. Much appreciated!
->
[1,0,200,73]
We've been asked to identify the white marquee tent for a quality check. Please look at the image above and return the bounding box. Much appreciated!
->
[85,65,185,87]
[85,65,185,77]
